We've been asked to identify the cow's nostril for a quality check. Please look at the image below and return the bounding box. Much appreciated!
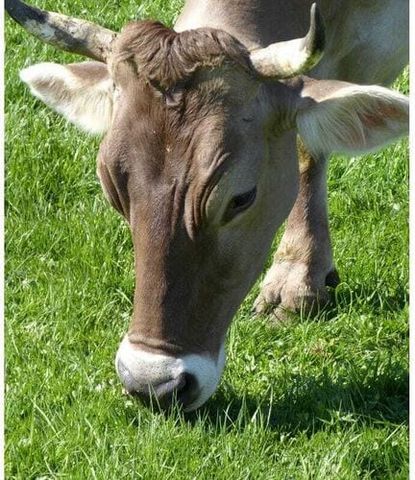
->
[149,372,200,409]
[177,372,199,406]
[116,357,200,409]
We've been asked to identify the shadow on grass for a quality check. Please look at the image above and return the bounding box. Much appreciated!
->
[186,364,408,434]
[122,283,408,434]
[333,282,409,315]
[277,281,410,325]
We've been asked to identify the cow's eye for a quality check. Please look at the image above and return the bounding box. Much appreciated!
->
[224,187,257,223]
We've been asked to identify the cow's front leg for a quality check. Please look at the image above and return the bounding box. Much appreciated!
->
[254,139,339,318]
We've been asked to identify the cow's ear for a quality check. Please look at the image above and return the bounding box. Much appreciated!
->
[296,78,408,157]
[20,61,114,135]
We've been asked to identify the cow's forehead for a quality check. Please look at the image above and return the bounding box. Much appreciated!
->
[100,21,263,207]
[105,73,255,182]
[106,82,230,180]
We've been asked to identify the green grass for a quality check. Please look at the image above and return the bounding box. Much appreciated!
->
[5,1,409,479]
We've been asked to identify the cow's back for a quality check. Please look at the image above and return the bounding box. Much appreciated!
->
[175,0,409,86]
[314,0,408,85]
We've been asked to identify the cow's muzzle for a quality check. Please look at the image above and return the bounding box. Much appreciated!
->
[115,336,225,411]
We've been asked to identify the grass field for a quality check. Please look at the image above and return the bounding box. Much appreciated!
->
[5,1,409,479]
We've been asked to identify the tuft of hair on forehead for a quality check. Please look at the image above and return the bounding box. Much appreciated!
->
[110,20,254,92]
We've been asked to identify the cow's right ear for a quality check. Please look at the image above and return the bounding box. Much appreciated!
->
[20,61,114,135]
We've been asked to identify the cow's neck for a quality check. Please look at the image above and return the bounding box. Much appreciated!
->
[174,0,315,49]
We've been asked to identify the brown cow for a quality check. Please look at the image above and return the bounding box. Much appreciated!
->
[6,0,408,410]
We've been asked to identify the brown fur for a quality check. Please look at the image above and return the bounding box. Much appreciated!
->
[110,21,254,92]
[96,22,265,356]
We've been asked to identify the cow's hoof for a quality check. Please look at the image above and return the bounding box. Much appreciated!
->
[253,261,340,320]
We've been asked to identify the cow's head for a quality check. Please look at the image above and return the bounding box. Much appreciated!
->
[8,1,408,410]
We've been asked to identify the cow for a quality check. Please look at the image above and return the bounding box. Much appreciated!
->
[6,0,408,411]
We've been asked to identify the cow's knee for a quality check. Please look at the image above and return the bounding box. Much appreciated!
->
[254,259,340,320]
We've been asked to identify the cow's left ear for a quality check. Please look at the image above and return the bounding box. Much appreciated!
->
[296,77,408,157]
[20,61,114,135]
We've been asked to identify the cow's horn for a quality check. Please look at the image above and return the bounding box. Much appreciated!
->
[249,3,325,79]
[5,0,117,62]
